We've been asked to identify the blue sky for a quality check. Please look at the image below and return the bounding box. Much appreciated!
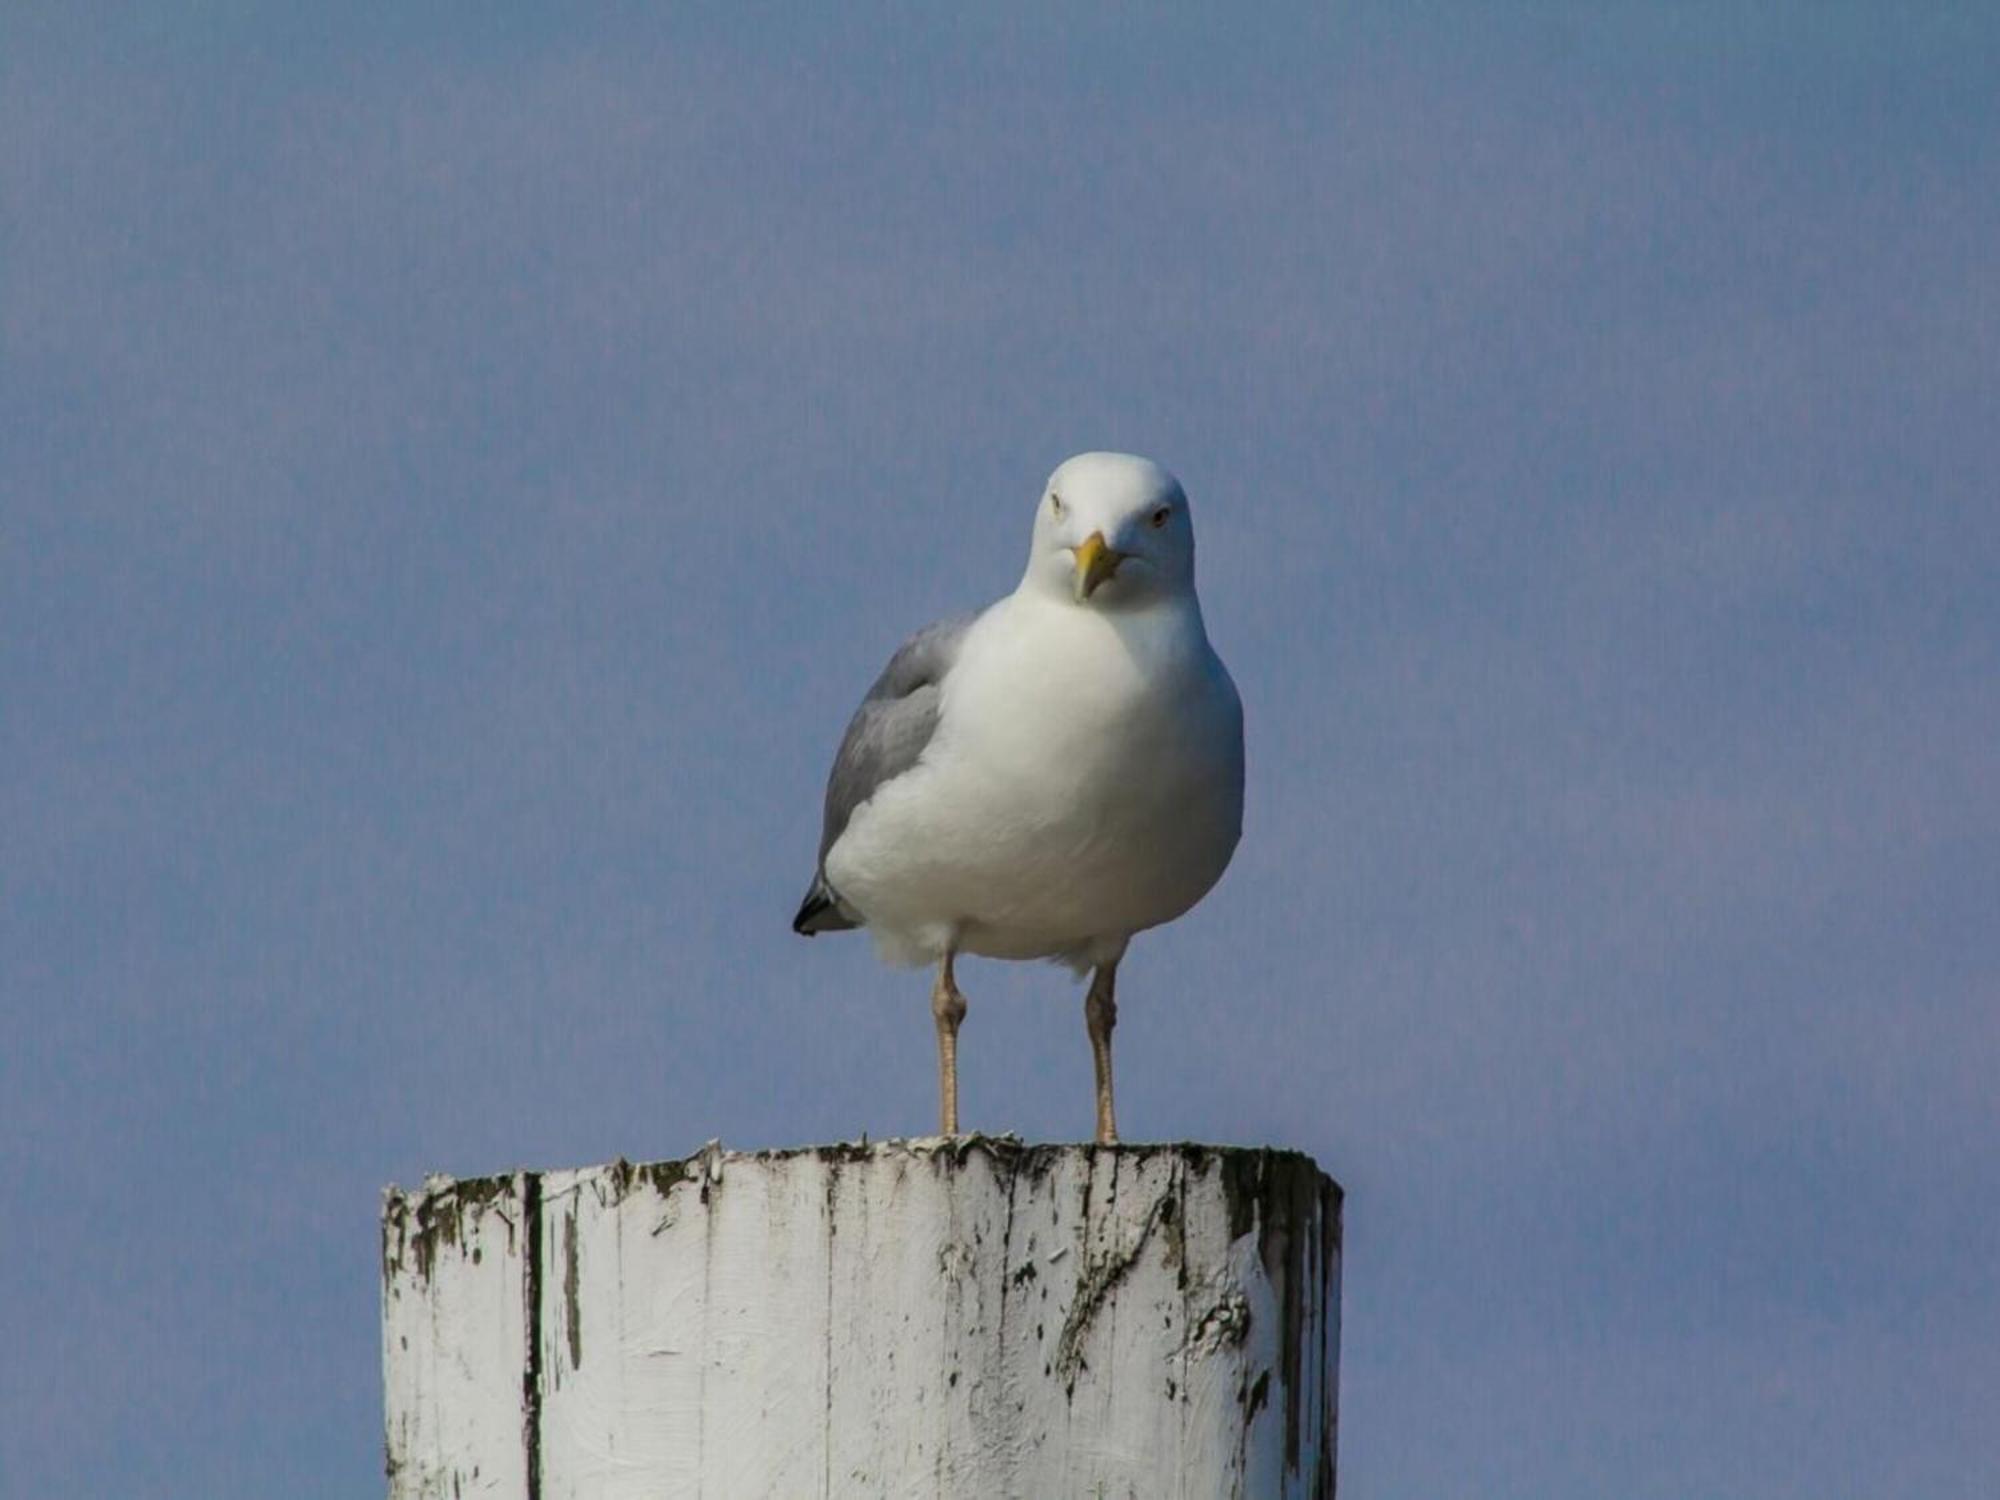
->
[3,6,1995,1495]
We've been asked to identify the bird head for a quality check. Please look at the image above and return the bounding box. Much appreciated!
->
[1024,452,1197,610]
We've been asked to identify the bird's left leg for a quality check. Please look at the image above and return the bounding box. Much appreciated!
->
[932,950,969,1136]
[1085,959,1119,1145]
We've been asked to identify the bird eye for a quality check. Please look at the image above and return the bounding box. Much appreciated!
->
[1150,506,1172,529]
[1049,492,1065,518]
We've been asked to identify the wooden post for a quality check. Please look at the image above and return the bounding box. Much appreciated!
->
[383,1139,1341,1498]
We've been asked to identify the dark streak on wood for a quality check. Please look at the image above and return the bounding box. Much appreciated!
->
[1317,1173,1344,1500]
[563,1208,583,1373]
[521,1172,543,1500]
[1054,1176,1173,1394]
[822,1154,839,1500]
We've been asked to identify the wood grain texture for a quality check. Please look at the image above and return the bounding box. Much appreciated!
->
[382,1139,1341,1498]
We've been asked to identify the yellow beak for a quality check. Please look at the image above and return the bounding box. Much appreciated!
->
[1072,531,1122,601]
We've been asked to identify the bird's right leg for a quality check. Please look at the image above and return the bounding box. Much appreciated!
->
[1085,960,1120,1145]
[931,950,969,1136]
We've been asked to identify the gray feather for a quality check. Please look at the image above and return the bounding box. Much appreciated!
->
[793,613,974,935]
[819,612,974,862]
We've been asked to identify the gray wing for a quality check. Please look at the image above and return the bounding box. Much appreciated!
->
[792,613,974,935]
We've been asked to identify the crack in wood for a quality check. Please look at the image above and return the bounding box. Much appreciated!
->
[521,1172,543,1500]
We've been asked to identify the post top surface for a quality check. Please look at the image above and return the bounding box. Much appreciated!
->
[383,1134,1341,1215]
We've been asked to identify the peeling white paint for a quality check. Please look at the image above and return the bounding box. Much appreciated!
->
[382,1140,1341,1498]
[381,1173,533,1499]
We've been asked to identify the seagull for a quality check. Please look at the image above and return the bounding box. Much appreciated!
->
[793,453,1244,1144]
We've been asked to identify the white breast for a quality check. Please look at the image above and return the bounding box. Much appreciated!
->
[826,592,1244,966]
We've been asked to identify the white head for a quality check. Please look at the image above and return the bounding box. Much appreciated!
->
[1021,452,1198,610]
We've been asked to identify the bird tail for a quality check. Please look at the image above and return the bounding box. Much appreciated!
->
[792,875,858,936]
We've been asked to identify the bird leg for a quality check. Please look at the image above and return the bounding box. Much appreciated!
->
[932,951,969,1136]
[1085,960,1119,1145]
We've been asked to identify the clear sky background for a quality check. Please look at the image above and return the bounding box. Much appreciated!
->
[4,5,1996,1496]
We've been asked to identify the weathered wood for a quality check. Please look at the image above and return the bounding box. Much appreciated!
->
[382,1139,1341,1499]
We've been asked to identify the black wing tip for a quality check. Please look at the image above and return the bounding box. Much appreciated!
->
[792,880,858,936]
